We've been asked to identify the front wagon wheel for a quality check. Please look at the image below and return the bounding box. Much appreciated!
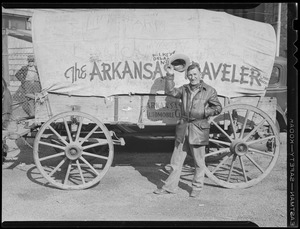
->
[33,111,114,190]
[204,104,280,189]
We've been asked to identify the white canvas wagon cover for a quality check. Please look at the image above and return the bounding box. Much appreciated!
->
[32,9,276,98]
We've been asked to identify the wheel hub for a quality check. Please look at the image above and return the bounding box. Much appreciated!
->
[65,144,82,160]
[230,140,248,156]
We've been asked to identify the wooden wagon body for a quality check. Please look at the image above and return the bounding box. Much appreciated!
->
[19,9,281,189]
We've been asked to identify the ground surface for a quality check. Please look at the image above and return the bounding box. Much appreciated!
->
[2,133,287,227]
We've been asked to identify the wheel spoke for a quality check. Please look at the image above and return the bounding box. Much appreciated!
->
[228,111,237,139]
[76,159,85,184]
[48,125,69,146]
[211,120,233,141]
[40,152,65,162]
[63,160,72,185]
[227,154,237,182]
[39,141,66,150]
[79,125,100,146]
[239,110,250,139]
[238,155,248,182]
[205,148,230,158]
[75,117,84,143]
[245,154,264,173]
[50,138,66,146]
[63,118,73,143]
[211,153,233,174]
[79,156,100,176]
[247,135,276,145]
[82,139,108,150]
[82,151,108,160]
[243,118,266,141]
[209,139,231,146]
[210,141,226,149]
[49,157,68,177]
[248,147,275,157]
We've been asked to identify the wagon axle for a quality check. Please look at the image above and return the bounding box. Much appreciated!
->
[230,140,248,156]
[65,145,82,160]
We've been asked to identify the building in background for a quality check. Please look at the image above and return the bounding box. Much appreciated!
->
[2,8,33,90]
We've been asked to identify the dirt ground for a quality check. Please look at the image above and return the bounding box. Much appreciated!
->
[2,133,287,227]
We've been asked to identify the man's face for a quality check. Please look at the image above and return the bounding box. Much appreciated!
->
[28,61,34,66]
[187,67,203,85]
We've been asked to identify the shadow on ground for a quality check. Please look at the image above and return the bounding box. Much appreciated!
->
[3,136,221,191]
[112,137,220,193]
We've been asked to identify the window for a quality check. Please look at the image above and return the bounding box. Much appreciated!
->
[9,18,26,30]
[269,66,280,85]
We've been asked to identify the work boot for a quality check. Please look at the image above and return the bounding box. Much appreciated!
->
[153,188,173,195]
[190,190,201,198]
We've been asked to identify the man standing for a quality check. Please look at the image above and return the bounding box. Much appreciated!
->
[154,61,222,198]
[14,55,41,116]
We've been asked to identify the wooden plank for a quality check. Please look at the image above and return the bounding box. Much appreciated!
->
[35,93,114,123]
[140,95,181,125]
[2,31,10,84]
[230,96,277,123]
[257,97,277,122]
[35,94,181,125]
[35,94,276,126]
[116,95,141,124]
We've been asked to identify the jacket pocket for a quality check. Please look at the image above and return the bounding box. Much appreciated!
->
[193,119,210,129]
[188,120,210,145]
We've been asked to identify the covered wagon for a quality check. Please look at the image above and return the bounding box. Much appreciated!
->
[19,9,280,189]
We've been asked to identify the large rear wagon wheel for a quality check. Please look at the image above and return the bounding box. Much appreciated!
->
[204,104,280,189]
[33,111,114,190]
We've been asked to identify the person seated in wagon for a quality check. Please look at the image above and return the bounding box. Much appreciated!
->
[154,54,222,198]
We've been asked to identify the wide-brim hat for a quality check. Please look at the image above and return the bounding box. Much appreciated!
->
[168,53,190,72]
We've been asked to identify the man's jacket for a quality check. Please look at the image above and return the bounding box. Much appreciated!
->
[15,65,39,83]
[165,73,222,145]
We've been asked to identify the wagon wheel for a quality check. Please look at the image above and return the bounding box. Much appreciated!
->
[33,111,114,190]
[204,104,280,189]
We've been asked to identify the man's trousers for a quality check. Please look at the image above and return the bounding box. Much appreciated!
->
[162,136,206,193]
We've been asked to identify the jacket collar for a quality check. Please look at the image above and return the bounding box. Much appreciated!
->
[185,81,207,93]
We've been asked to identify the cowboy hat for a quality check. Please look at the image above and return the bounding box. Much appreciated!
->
[168,53,190,72]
